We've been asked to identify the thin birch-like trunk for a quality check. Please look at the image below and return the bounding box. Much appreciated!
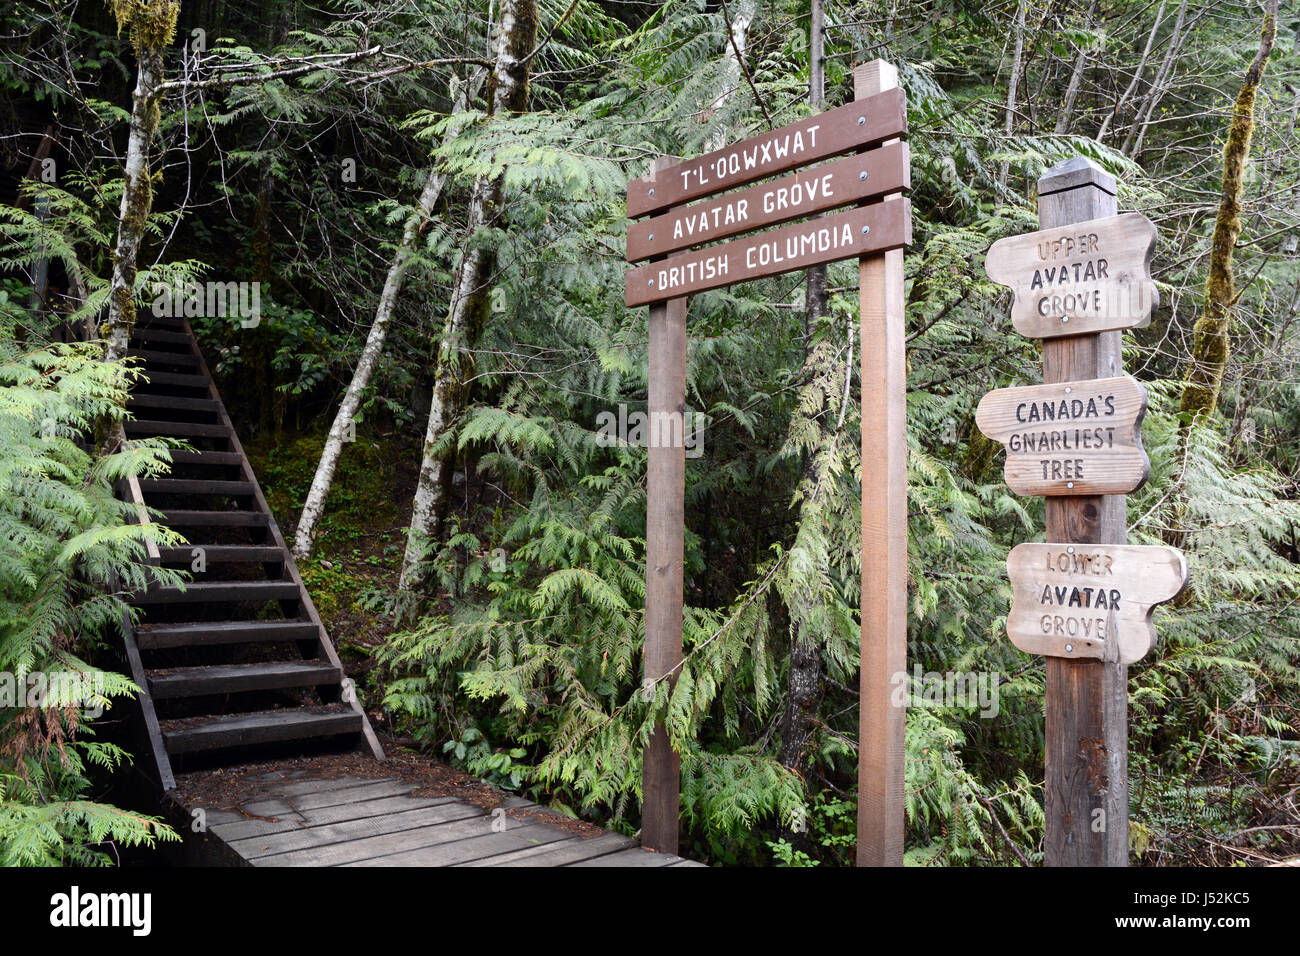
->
[706,0,757,151]
[104,23,171,364]
[1123,0,1189,158]
[997,1,1029,191]
[99,2,178,452]
[292,74,481,560]
[397,0,537,599]
[1054,0,1099,135]
[1097,0,1166,143]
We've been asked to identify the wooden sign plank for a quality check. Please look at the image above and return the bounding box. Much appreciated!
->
[625,198,911,307]
[626,143,910,262]
[626,88,907,218]
[1006,542,1188,664]
[984,212,1158,338]
[975,375,1148,496]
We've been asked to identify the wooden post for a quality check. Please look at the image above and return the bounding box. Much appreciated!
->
[856,59,907,868]
[643,159,686,854]
[1036,156,1128,867]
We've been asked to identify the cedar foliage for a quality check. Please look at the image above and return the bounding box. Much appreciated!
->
[0,215,181,860]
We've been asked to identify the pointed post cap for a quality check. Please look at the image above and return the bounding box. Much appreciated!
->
[1037,156,1116,198]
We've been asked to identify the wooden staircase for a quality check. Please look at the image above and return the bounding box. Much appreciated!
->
[119,314,383,789]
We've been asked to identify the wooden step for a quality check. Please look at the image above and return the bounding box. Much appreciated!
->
[135,371,211,390]
[128,393,219,412]
[159,510,269,527]
[139,478,256,496]
[157,545,283,564]
[131,581,299,605]
[131,328,191,345]
[135,620,320,650]
[160,707,361,754]
[149,661,341,699]
[167,450,244,466]
[127,348,200,367]
[125,419,231,438]
[137,315,188,330]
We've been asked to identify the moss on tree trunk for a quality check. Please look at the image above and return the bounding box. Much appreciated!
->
[1178,1,1278,424]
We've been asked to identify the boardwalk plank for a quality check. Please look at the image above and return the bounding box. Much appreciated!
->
[469,831,636,867]
[566,847,678,867]
[252,811,533,866]
[208,794,457,843]
[213,779,418,820]
[337,822,571,868]
[232,801,487,858]
[174,774,701,867]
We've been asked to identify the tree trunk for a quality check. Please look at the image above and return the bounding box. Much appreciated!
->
[246,7,293,436]
[775,0,834,859]
[1282,82,1299,255]
[706,0,758,150]
[1097,0,1165,143]
[99,2,179,451]
[1177,0,1278,425]
[997,1,1029,191]
[103,4,178,363]
[778,0,827,781]
[292,72,482,561]
[1123,0,1189,159]
[397,0,538,601]
[1054,0,1098,135]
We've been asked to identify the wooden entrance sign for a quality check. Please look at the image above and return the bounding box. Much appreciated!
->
[627,142,909,261]
[975,375,1149,496]
[626,88,906,218]
[626,200,911,306]
[1006,543,1188,664]
[984,212,1158,338]
[626,62,910,862]
[979,157,1188,867]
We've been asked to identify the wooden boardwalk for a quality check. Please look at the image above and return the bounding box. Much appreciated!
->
[168,771,701,867]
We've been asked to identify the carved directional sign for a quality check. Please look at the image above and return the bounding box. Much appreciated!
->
[626,88,907,218]
[625,199,910,307]
[975,375,1148,496]
[1006,542,1189,664]
[985,212,1158,338]
[627,143,910,262]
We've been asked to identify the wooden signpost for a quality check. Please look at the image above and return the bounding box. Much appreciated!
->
[975,375,1149,496]
[979,157,1189,866]
[985,212,1159,339]
[1006,542,1188,664]
[626,61,910,864]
